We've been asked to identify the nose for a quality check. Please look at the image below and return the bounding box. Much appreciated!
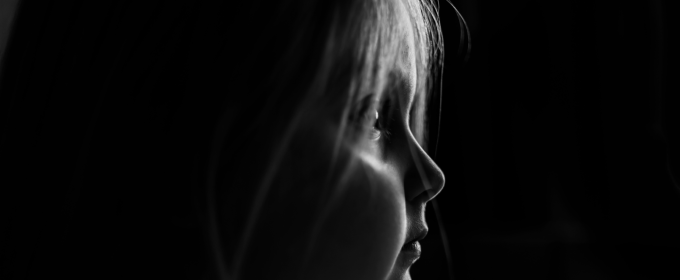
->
[403,137,445,204]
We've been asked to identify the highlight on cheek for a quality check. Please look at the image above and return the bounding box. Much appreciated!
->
[356,148,387,173]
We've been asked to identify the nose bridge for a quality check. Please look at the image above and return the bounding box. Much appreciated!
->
[404,133,445,203]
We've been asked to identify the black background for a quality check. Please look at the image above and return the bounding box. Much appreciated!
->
[2,0,679,280]
[413,0,680,279]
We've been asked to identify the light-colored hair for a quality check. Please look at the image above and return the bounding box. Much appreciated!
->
[197,0,469,279]
[0,0,467,278]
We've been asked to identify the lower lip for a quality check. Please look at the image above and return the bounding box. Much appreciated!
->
[400,241,421,265]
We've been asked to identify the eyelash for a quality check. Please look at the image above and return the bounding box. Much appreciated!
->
[354,95,392,141]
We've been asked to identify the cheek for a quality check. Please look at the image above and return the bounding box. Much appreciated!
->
[290,121,407,280]
[238,116,406,280]
[303,155,407,280]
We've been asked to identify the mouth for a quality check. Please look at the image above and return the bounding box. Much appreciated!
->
[399,229,427,265]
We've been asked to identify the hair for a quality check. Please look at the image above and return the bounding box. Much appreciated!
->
[0,0,468,279]
[197,0,468,279]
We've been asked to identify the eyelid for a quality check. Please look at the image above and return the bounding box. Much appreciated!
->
[354,94,376,116]
[349,94,378,138]
[351,91,397,144]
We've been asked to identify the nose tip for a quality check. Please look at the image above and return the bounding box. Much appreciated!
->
[426,165,445,199]
[404,149,445,203]
[421,164,445,203]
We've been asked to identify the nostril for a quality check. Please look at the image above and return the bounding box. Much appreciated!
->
[404,163,444,202]
[403,133,446,202]
[411,189,438,205]
[426,173,445,202]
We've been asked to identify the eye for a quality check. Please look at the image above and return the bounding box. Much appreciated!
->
[354,95,392,141]
[366,109,381,140]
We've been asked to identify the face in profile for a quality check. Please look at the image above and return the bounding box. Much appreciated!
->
[281,5,445,280]
[227,1,445,280]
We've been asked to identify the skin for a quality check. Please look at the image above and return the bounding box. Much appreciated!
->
[297,12,444,280]
[237,2,444,280]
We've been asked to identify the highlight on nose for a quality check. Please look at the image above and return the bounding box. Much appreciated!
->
[404,141,445,203]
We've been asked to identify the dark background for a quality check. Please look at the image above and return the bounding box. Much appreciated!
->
[1,0,678,280]
[413,0,680,279]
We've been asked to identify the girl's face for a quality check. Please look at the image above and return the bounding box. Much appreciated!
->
[290,15,445,280]
[237,3,443,280]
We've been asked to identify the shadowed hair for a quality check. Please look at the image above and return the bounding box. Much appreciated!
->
[0,0,468,279]
[197,0,467,279]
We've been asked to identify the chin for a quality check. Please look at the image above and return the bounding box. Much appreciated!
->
[386,254,418,280]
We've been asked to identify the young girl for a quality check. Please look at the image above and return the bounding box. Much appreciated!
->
[0,0,468,279]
